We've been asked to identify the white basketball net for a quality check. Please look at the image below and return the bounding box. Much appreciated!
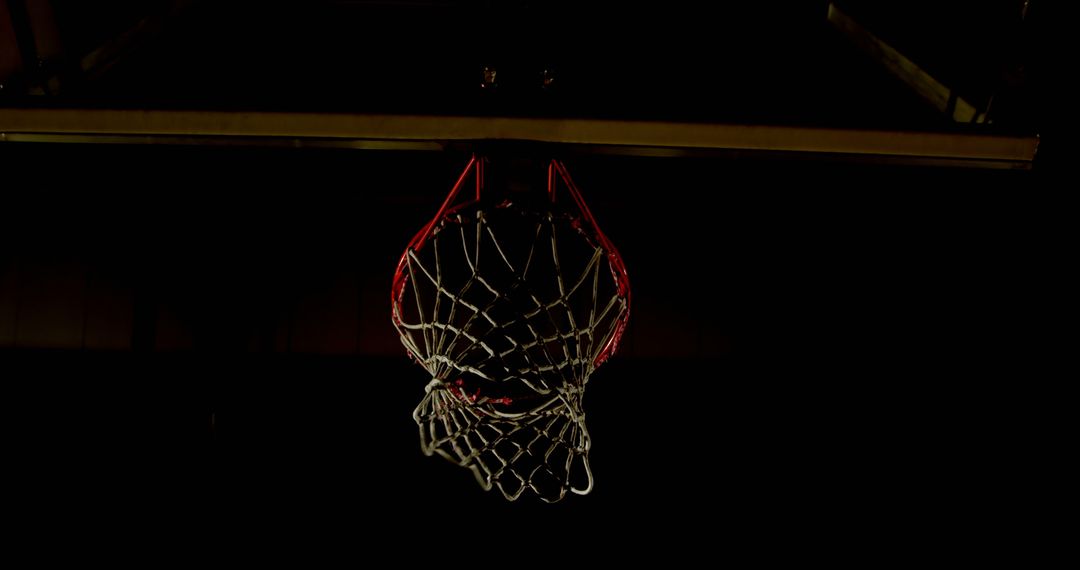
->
[392,158,629,502]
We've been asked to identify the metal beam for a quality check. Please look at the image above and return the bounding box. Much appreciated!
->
[78,0,201,83]
[828,2,990,124]
[0,108,1038,168]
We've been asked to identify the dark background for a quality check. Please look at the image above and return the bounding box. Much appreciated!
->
[1,0,1041,559]
[1,144,1034,555]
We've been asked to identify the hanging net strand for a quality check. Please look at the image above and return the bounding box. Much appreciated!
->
[392,156,630,502]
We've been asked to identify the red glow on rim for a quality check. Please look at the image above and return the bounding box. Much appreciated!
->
[448,378,514,406]
[392,155,630,366]
[391,155,479,324]
[548,160,630,366]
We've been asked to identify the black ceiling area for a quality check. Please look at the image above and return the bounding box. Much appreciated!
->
[16,1,948,124]
[1,1,1042,559]
[2,1,1042,125]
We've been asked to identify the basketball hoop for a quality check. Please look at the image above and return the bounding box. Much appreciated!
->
[391,155,630,502]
